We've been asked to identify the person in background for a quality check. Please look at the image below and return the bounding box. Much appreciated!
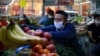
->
[87,13,100,56]
[39,9,54,27]
[88,13,100,44]
[35,10,86,56]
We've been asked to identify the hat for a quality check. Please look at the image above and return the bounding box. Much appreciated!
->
[55,10,68,18]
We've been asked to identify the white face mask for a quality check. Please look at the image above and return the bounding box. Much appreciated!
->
[48,15,53,18]
[54,21,63,29]
[94,20,100,24]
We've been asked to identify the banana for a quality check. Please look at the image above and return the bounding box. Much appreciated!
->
[0,26,20,48]
[13,24,43,42]
[6,24,42,45]
[14,24,32,37]
[6,28,29,44]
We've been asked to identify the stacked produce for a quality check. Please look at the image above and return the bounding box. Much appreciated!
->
[0,23,42,48]
[0,22,58,56]
[27,30,58,56]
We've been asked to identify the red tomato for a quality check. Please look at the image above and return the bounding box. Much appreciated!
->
[46,44,55,52]
[43,49,50,54]
[51,53,58,56]
[32,44,43,52]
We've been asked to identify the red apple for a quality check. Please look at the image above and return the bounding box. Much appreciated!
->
[43,32,52,40]
[27,30,35,36]
[33,29,43,37]
[48,40,54,45]
[1,21,8,26]
[23,27,30,32]
[41,38,48,46]
[46,44,55,52]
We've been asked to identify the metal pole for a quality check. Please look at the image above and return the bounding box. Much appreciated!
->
[57,0,60,9]
[42,0,45,16]
[32,0,34,12]
[32,0,34,17]
[80,0,82,15]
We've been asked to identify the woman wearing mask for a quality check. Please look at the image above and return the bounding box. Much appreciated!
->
[39,9,54,27]
[34,10,86,56]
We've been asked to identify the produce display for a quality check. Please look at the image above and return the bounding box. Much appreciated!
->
[0,19,58,56]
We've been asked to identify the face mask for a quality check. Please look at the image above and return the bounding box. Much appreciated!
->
[94,20,100,24]
[54,21,63,29]
[48,15,53,18]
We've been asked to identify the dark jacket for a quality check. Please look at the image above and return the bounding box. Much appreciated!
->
[39,15,54,27]
[41,23,82,49]
[20,23,82,49]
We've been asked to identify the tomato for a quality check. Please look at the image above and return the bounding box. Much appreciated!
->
[46,44,55,52]
[43,49,50,54]
[51,53,58,56]
[41,54,47,56]
[38,49,44,54]
[32,44,43,52]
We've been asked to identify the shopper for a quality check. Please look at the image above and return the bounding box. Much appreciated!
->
[35,10,86,56]
[88,13,100,44]
[87,13,100,56]
[39,9,54,27]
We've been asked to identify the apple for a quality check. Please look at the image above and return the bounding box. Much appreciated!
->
[23,27,30,32]
[48,40,54,45]
[27,30,35,36]
[41,38,48,46]
[1,21,8,26]
[46,44,55,52]
[33,29,43,37]
[43,32,52,40]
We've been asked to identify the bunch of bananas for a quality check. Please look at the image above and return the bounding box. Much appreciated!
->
[0,23,42,48]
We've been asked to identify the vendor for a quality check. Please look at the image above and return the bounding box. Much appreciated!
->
[34,10,86,56]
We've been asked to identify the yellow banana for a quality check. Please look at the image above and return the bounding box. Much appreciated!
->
[7,26,42,45]
[0,27,19,48]
[6,28,29,44]
[13,24,43,43]
[14,24,32,37]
